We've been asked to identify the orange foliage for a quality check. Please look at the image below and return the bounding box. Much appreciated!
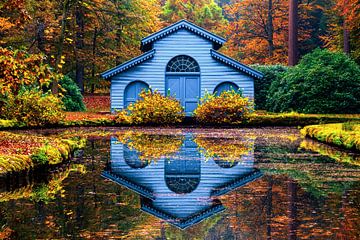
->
[83,95,110,112]
[65,112,114,121]
[223,0,314,64]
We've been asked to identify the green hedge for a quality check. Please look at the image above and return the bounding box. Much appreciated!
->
[267,49,360,113]
[251,65,288,110]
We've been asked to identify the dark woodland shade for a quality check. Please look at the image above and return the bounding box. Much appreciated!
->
[166,55,200,72]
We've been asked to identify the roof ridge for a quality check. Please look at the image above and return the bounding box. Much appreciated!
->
[141,19,226,51]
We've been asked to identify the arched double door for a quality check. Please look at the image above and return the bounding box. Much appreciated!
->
[165,55,200,115]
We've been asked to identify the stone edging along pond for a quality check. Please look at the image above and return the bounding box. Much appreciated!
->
[0,131,86,177]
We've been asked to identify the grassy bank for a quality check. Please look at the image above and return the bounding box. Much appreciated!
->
[301,122,360,152]
[0,132,86,176]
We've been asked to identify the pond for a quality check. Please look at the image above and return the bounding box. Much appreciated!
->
[1,127,360,239]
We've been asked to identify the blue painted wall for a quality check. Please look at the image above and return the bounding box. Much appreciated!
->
[110,29,254,111]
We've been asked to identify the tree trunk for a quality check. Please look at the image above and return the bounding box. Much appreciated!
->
[91,27,97,94]
[52,0,70,94]
[288,0,299,66]
[266,177,273,240]
[267,0,274,58]
[343,0,350,55]
[75,1,85,93]
[288,179,298,240]
[36,18,46,53]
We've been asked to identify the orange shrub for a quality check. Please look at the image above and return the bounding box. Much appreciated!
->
[194,90,253,124]
[115,90,184,125]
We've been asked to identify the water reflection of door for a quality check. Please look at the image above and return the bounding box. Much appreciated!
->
[165,137,201,194]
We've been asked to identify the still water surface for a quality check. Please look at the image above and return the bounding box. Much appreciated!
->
[1,127,360,239]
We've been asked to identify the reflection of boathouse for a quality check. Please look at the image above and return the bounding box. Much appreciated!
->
[102,134,262,229]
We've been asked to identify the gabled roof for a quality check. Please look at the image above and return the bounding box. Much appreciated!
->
[141,19,226,52]
[210,50,264,79]
[101,171,155,200]
[101,49,156,79]
[211,168,263,197]
[141,197,225,229]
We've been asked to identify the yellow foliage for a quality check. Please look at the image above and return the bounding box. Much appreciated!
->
[194,135,254,162]
[301,122,360,151]
[116,131,184,161]
[115,89,185,125]
[194,90,253,124]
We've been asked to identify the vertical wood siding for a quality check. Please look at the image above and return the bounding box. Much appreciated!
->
[110,29,254,110]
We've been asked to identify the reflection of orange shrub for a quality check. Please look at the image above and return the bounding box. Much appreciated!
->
[194,136,254,162]
[116,132,184,160]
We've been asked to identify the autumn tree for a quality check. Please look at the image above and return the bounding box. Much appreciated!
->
[322,0,360,62]
[224,0,314,65]
[224,0,288,64]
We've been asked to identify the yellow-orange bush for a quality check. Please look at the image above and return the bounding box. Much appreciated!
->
[115,90,184,125]
[194,90,253,124]
[1,89,65,126]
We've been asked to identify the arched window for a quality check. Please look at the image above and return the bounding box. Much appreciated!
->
[165,159,200,194]
[213,82,239,96]
[124,145,149,169]
[166,55,200,72]
[214,159,239,168]
[124,81,149,108]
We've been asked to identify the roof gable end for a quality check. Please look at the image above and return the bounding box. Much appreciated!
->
[210,50,264,79]
[141,19,226,52]
[101,49,156,79]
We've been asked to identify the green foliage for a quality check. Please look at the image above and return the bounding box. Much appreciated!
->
[194,90,253,124]
[251,65,288,110]
[1,88,65,127]
[31,149,48,165]
[162,0,227,34]
[59,76,86,112]
[267,49,360,113]
[31,184,50,203]
[115,89,185,125]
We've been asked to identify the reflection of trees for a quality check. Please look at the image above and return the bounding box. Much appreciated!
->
[194,136,254,162]
[116,132,184,161]
[0,164,86,203]
[216,175,360,239]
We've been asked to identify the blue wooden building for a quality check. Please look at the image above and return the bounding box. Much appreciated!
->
[101,20,263,115]
[102,134,262,229]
